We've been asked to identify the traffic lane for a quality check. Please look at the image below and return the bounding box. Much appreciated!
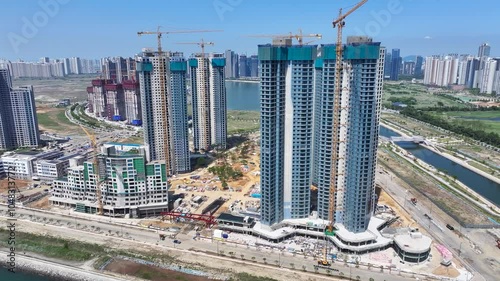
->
[383,181,495,281]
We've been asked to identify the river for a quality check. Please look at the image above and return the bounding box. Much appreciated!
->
[380,126,500,207]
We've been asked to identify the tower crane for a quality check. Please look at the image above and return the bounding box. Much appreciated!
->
[80,125,104,215]
[248,29,322,45]
[318,0,368,267]
[327,0,368,234]
[137,27,221,174]
[176,39,215,58]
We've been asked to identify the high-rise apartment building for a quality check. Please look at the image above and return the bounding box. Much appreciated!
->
[189,53,227,151]
[415,56,423,76]
[390,48,401,80]
[0,63,40,150]
[313,37,384,233]
[249,55,259,77]
[169,53,190,173]
[259,38,315,225]
[478,43,491,58]
[137,49,190,174]
[239,55,248,77]
[259,37,384,234]
[384,52,392,77]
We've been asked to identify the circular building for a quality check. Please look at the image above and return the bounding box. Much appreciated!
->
[393,232,432,263]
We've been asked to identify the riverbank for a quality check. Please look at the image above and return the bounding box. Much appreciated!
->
[0,250,126,281]
[226,78,259,84]
[381,121,500,213]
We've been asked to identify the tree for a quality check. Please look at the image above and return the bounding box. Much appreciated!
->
[290,263,295,269]
[251,257,256,262]
[302,265,307,272]
[240,254,245,260]
[369,278,375,281]
[380,265,384,272]
[274,260,279,266]
[263,257,267,264]
[356,276,361,280]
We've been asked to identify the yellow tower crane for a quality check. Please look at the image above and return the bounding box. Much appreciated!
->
[317,0,368,268]
[80,125,104,215]
[176,39,215,58]
[248,29,322,45]
[137,27,222,174]
[327,0,368,235]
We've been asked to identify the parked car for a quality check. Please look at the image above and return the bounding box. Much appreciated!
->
[173,239,181,244]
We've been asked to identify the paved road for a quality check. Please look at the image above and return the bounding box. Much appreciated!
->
[0,205,417,281]
[378,172,493,281]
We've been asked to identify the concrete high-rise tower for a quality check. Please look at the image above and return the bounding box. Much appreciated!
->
[189,53,227,151]
[312,37,385,233]
[258,39,316,226]
[258,37,385,234]
[137,49,190,174]
[478,43,491,58]
[0,63,40,150]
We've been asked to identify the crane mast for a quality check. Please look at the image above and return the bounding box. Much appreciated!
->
[80,125,104,215]
[327,0,368,234]
[137,27,221,174]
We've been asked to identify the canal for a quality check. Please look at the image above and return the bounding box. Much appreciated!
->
[380,125,500,207]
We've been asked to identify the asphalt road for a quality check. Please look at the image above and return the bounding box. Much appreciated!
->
[378,172,494,281]
[0,205,417,281]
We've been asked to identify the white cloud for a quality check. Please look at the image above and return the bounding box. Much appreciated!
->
[424,36,432,40]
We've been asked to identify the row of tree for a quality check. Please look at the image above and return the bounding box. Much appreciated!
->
[401,108,500,147]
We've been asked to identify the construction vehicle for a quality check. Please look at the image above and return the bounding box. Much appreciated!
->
[320,0,368,267]
[159,234,166,241]
[137,27,221,175]
[410,198,417,205]
[317,259,331,267]
[248,29,322,45]
[80,125,104,215]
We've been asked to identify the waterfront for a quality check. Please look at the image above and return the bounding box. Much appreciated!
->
[380,126,500,207]
[0,268,54,281]
[226,81,259,111]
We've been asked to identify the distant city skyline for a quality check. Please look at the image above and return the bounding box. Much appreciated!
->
[2,0,500,60]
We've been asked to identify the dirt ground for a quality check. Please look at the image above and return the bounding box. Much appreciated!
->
[377,187,415,227]
[432,264,460,277]
[105,259,211,281]
[0,179,30,193]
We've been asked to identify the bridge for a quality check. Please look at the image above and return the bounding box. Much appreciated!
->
[389,136,425,143]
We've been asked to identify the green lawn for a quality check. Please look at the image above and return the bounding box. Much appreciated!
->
[37,112,60,128]
[383,83,467,109]
[432,111,500,135]
[227,110,260,134]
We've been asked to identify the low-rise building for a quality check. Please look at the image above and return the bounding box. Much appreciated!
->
[36,160,65,181]
[0,150,64,180]
[50,143,169,217]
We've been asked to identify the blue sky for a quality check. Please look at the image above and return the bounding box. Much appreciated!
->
[2,0,500,61]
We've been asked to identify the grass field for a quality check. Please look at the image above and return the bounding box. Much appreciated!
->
[383,82,467,109]
[227,110,260,134]
[431,111,500,135]
[37,107,82,135]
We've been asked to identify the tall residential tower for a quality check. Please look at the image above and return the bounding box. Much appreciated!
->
[137,49,190,174]
[189,53,227,151]
[259,37,385,234]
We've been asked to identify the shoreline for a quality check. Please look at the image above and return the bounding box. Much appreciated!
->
[225,79,259,84]
[0,250,126,281]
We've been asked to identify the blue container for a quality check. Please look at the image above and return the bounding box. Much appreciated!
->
[132,120,142,126]
[251,193,261,198]
[113,115,122,121]
[222,233,229,239]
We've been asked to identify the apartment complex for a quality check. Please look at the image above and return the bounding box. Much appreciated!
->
[101,57,137,83]
[137,49,190,174]
[258,37,385,233]
[5,57,98,79]
[87,79,141,124]
[189,53,227,151]
[50,144,169,217]
[424,43,500,95]
[0,63,40,150]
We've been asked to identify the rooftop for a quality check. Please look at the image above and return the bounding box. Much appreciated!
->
[394,232,432,254]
